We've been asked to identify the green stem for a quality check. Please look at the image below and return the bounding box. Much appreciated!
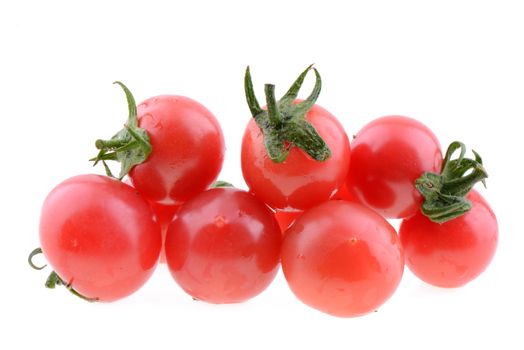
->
[264,84,282,127]
[244,65,331,163]
[211,180,234,188]
[416,141,488,223]
[91,82,152,179]
[28,247,47,270]
[244,66,263,116]
[29,247,98,302]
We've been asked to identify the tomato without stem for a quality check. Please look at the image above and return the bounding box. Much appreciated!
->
[39,175,161,302]
[165,188,281,303]
[281,200,404,317]
[347,116,442,219]
[242,104,350,211]
[399,190,498,287]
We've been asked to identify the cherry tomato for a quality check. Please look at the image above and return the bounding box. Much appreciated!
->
[242,104,350,211]
[274,210,303,233]
[39,175,161,302]
[129,95,224,205]
[399,190,498,287]
[281,200,404,317]
[347,116,442,218]
[165,188,281,303]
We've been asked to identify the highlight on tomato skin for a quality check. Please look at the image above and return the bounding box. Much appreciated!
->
[39,174,162,302]
[281,200,404,317]
[164,187,282,304]
[399,190,498,288]
[346,115,442,219]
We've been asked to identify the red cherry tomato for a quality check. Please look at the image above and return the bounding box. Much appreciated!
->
[129,95,225,205]
[165,188,281,303]
[399,190,498,287]
[281,201,404,317]
[39,175,161,302]
[274,210,303,233]
[241,104,350,211]
[347,116,442,218]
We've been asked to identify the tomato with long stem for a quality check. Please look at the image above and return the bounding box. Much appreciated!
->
[241,66,350,211]
[400,142,497,287]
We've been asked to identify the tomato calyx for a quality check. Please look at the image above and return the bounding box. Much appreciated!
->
[211,180,234,188]
[416,141,488,223]
[28,247,99,302]
[244,65,331,163]
[90,82,152,179]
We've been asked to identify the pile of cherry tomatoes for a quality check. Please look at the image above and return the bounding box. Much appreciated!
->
[30,66,498,317]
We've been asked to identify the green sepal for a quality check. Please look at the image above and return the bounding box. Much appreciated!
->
[211,180,234,188]
[416,141,488,223]
[90,81,152,179]
[245,65,331,163]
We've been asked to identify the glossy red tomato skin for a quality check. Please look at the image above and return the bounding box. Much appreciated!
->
[281,200,404,317]
[165,188,282,303]
[274,210,303,233]
[347,116,442,219]
[39,175,161,302]
[332,182,358,202]
[241,103,351,211]
[129,95,225,205]
[399,190,498,288]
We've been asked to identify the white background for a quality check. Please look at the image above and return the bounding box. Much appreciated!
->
[1,1,523,349]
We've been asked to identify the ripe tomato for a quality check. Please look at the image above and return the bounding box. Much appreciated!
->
[241,67,350,212]
[94,83,225,205]
[281,200,404,317]
[39,175,161,302]
[242,104,350,211]
[399,190,498,287]
[165,188,281,303]
[347,116,442,218]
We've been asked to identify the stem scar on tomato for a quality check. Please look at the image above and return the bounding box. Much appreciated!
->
[416,141,488,223]
[244,65,331,163]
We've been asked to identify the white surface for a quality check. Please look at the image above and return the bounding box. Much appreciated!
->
[1,1,522,349]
